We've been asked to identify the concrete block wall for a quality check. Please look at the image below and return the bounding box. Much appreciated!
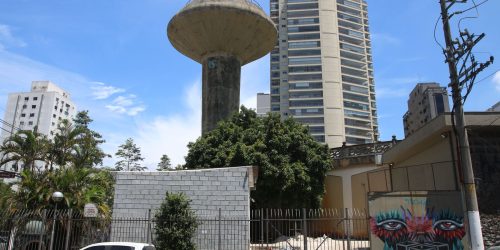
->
[111,166,254,249]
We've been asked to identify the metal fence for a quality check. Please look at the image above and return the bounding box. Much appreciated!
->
[0,208,370,250]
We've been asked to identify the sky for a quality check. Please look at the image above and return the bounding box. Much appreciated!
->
[0,0,499,169]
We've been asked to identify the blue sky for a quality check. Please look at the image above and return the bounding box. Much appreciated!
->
[0,0,499,169]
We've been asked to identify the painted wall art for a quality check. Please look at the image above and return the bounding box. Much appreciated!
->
[368,191,469,250]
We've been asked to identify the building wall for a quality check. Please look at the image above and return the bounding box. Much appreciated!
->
[111,166,254,249]
[269,0,378,146]
[256,93,270,116]
[324,164,377,211]
[403,83,450,137]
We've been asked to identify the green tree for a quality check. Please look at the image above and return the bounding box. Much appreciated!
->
[72,111,109,168]
[154,192,198,250]
[115,138,146,171]
[185,106,331,208]
[0,129,50,172]
[157,154,172,171]
[3,168,114,217]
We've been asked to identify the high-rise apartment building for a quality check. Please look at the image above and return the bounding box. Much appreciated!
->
[403,82,450,137]
[0,81,77,144]
[256,93,271,116]
[269,0,378,147]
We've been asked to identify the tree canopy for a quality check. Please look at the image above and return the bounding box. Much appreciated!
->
[0,111,114,216]
[184,106,331,208]
[157,154,172,171]
[115,138,146,171]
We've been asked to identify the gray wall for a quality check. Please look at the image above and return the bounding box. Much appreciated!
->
[111,166,254,249]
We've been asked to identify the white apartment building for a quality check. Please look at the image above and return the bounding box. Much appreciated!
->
[270,0,378,147]
[403,82,450,137]
[1,81,77,144]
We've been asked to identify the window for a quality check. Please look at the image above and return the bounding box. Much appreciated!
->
[343,92,369,102]
[110,246,134,250]
[289,65,322,73]
[22,105,27,109]
[295,117,324,124]
[53,114,56,118]
[308,126,325,133]
[343,84,368,94]
[24,97,29,101]
[29,113,35,117]
[287,25,320,33]
[345,118,371,128]
[28,121,33,125]
[83,247,105,250]
[290,99,323,107]
[344,109,370,119]
[287,3,318,10]
[21,113,26,117]
[288,18,319,25]
[289,56,321,66]
[290,91,323,98]
[289,73,322,81]
[20,121,25,126]
[54,106,58,110]
[32,105,36,109]
[288,49,321,56]
[435,94,445,114]
[312,135,325,142]
[33,97,38,101]
[346,136,371,144]
[289,41,320,49]
[345,127,371,137]
[344,101,369,111]
[288,33,320,41]
[287,10,319,18]
[290,108,324,116]
[290,82,322,89]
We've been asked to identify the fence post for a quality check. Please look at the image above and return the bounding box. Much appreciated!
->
[260,208,264,247]
[218,208,222,250]
[147,209,151,244]
[265,209,269,248]
[302,208,308,250]
[345,208,351,250]
[38,210,46,250]
[64,209,72,250]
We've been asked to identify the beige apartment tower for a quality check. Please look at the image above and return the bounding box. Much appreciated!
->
[270,0,377,147]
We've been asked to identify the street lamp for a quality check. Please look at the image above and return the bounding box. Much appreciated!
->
[49,191,64,250]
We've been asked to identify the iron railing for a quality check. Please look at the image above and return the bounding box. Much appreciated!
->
[0,208,370,250]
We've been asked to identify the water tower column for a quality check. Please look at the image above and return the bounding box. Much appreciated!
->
[202,55,241,134]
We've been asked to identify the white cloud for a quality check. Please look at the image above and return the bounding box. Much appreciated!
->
[0,24,26,50]
[90,82,125,100]
[105,94,145,116]
[134,81,201,169]
[493,71,500,92]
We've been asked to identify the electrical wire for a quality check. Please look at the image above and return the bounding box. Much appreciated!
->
[473,69,500,84]
[433,13,445,51]
[454,0,488,15]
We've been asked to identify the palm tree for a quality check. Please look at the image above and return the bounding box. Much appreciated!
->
[4,168,113,218]
[0,129,50,172]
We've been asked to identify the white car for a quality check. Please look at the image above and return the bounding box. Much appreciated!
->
[80,242,155,250]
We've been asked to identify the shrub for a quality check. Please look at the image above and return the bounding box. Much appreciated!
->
[154,192,198,250]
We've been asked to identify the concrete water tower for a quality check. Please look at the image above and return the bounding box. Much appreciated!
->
[167,0,277,134]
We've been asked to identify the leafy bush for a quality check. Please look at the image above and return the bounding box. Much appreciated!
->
[154,192,198,250]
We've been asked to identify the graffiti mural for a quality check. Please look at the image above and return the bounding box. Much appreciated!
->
[368,192,469,250]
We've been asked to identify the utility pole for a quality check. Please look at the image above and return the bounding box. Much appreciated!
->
[439,1,494,249]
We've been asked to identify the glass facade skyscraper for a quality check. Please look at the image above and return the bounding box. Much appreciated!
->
[270,0,378,147]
